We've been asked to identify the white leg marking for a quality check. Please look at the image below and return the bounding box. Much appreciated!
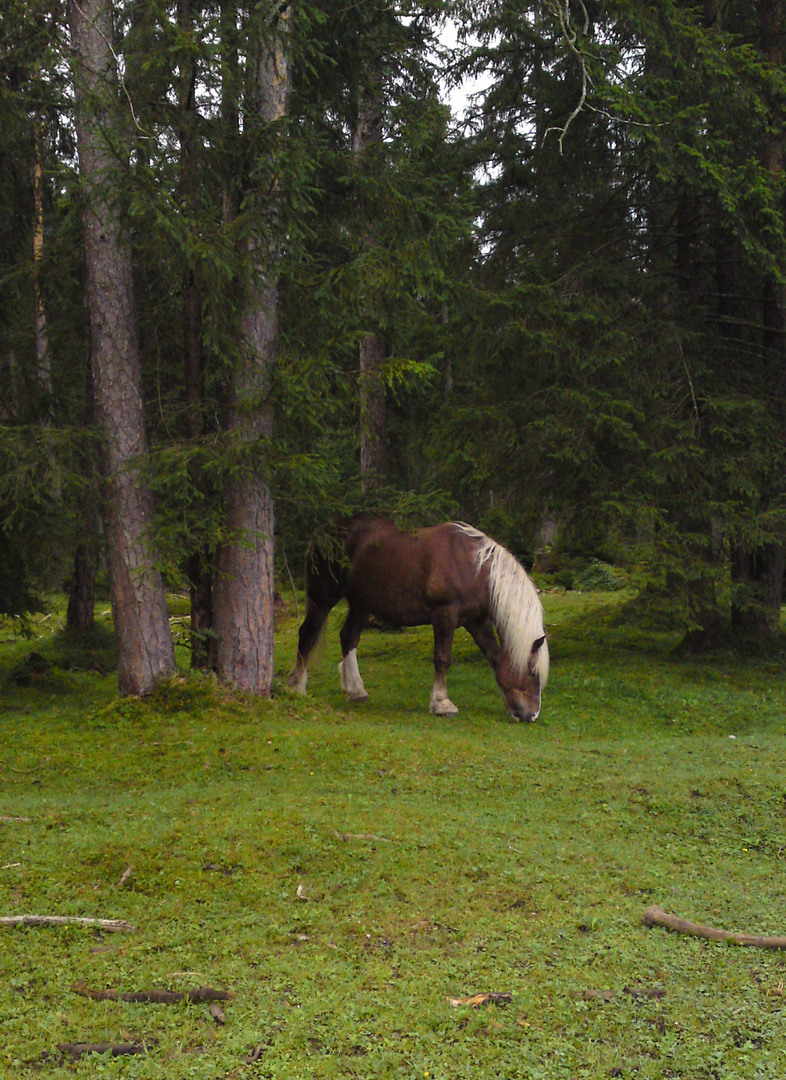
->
[429,672,459,716]
[286,657,308,695]
[339,649,369,702]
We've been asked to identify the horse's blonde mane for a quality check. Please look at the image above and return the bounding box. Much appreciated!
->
[454,523,549,685]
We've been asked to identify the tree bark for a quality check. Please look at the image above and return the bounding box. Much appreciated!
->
[67,542,98,633]
[32,121,51,405]
[213,3,290,693]
[643,904,786,948]
[68,0,176,694]
[359,331,388,487]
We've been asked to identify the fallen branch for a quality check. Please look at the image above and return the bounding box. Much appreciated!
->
[335,831,394,843]
[0,914,135,932]
[576,989,615,1002]
[41,1039,156,1061]
[642,905,786,948]
[73,981,231,1004]
[447,992,512,1008]
[624,985,666,1000]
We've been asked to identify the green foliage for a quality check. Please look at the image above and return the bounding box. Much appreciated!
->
[539,555,630,594]
[1,591,785,1076]
[1,0,784,647]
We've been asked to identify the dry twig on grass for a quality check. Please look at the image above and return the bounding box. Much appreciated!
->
[642,905,786,948]
[447,992,512,1008]
[72,981,231,1004]
[0,914,136,932]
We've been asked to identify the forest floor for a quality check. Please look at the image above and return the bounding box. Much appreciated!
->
[0,587,785,1078]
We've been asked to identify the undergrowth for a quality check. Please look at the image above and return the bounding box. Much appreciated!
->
[0,591,785,1078]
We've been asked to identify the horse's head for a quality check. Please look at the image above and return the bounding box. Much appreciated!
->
[495,635,548,722]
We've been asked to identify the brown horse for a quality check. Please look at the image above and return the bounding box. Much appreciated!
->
[287,519,549,721]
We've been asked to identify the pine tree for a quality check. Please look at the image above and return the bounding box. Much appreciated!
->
[67,0,176,693]
[444,0,785,641]
[213,2,291,694]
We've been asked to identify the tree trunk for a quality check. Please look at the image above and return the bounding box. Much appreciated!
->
[731,543,784,639]
[213,3,289,694]
[359,331,388,487]
[183,269,214,668]
[68,0,176,694]
[67,542,98,633]
[353,41,388,491]
[66,360,98,634]
[32,120,51,406]
[178,0,214,669]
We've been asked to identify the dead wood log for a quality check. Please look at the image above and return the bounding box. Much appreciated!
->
[0,914,135,932]
[72,981,231,1004]
[642,904,786,948]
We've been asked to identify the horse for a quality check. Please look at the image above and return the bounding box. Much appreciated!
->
[287,519,549,721]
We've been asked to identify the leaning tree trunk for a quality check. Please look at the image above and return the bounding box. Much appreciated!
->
[68,0,176,694]
[212,3,290,694]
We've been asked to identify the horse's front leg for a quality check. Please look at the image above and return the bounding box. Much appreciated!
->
[430,608,459,716]
[466,616,501,671]
[339,604,369,702]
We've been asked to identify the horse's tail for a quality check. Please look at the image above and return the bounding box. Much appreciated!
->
[309,613,330,668]
[302,522,348,616]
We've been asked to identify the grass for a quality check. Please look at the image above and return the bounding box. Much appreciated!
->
[0,589,785,1078]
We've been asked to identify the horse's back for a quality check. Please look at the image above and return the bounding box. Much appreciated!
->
[342,519,486,626]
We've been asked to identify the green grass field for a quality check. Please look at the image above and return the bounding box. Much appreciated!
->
[1,589,785,1078]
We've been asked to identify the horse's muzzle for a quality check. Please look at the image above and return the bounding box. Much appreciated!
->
[510,706,539,723]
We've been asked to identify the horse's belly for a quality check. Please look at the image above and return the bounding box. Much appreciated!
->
[347,578,432,626]
[345,554,433,626]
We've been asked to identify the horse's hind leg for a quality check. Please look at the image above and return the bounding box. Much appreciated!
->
[430,608,459,716]
[339,605,369,702]
[287,598,334,694]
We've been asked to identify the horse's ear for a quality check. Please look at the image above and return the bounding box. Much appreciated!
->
[531,635,546,654]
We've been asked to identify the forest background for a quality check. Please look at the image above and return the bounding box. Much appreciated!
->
[1,0,784,694]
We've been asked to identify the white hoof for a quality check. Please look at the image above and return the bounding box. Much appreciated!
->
[339,651,368,702]
[286,669,307,695]
[430,698,459,716]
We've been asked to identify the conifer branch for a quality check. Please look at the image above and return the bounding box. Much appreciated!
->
[543,0,591,154]
[69,0,151,138]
